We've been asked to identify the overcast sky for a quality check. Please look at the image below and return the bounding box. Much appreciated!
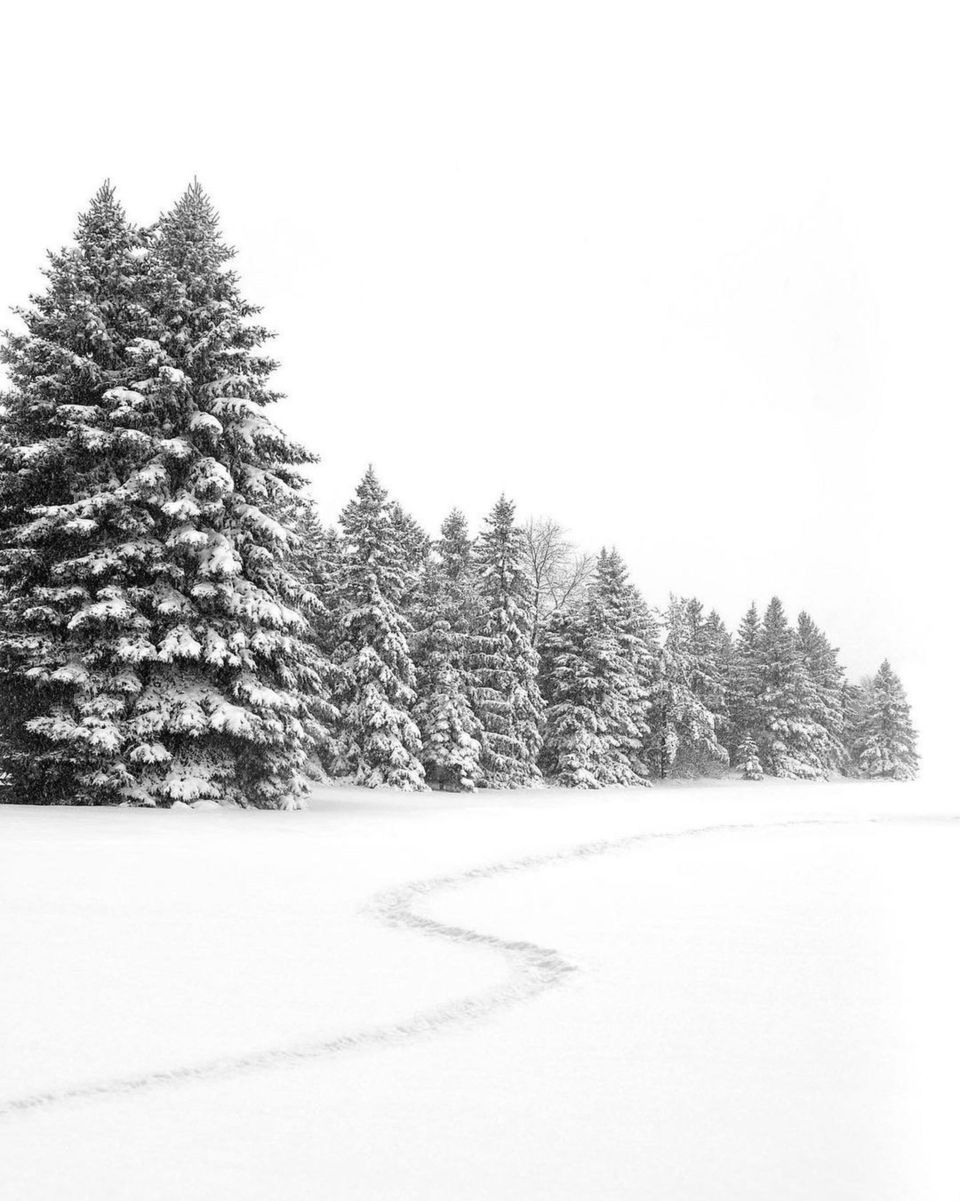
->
[1,1,955,763]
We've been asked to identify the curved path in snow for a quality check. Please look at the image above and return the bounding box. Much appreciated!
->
[1,812,956,1119]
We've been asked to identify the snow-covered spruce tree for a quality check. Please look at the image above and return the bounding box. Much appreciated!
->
[0,183,330,807]
[691,601,732,749]
[332,467,425,790]
[585,549,652,783]
[858,659,919,780]
[0,185,154,802]
[289,500,343,775]
[0,187,329,807]
[539,549,652,788]
[538,608,606,787]
[649,596,729,778]
[411,509,482,791]
[290,501,341,652]
[468,496,544,787]
[133,185,331,804]
[796,610,847,773]
[727,601,763,757]
[755,597,827,779]
[840,678,871,772]
[737,734,763,780]
[390,501,430,616]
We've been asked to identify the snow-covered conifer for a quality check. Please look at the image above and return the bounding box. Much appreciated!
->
[539,549,652,788]
[796,610,847,773]
[586,549,652,782]
[840,679,870,772]
[737,733,764,780]
[412,509,481,791]
[124,183,330,806]
[468,496,543,787]
[649,596,729,778]
[290,501,341,653]
[727,602,763,756]
[539,609,606,787]
[0,185,153,802]
[332,467,425,790]
[858,660,919,780]
[755,597,827,779]
[1,183,327,807]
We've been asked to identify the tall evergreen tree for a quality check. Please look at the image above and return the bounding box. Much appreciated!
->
[755,597,826,779]
[796,610,847,773]
[332,467,425,790]
[538,608,606,787]
[1,183,327,806]
[840,678,871,772]
[412,509,482,791]
[858,660,919,780]
[649,595,728,778]
[539,549,652,788]
[468,496,543,787]
[727,601,763,755]
[694,603,733,748]
[290,500,342,774]
[0,184,152,801]
[585,549,652,782]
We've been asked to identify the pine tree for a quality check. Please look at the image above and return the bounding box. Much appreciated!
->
[0,184,153,802]
[727,601,763,755]
[538,608,606,787]
[755,597,826,779]
[539,549,652,788]
[468,496,543,787]
[858,660,919,780]
[290,501,341,654]
[290,500,342,774]
[127,183,330,806]
[390,502,430,616]
[796,610,847,773]
[1,183,328,807]
[412,509,482,791]
[333,467,425,790]
[584,549,652,783]
[840,678,871,772]
[737,733,764,780]
[649,596,729,778]
[694,603,733,748]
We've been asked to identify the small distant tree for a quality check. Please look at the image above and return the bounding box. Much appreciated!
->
[737,734,763,781]
[858,660,919,780]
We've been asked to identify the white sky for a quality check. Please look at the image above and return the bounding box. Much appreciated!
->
[1,1,955,762]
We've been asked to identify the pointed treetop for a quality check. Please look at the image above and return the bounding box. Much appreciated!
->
[357,463,386,499]
[175,177,220,224]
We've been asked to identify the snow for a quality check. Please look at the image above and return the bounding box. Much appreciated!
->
[1,779,958,1200]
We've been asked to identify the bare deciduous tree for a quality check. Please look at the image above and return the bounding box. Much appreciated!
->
[521,517,597,645]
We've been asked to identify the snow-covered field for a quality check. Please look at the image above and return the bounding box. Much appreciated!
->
[2,779,959,1200]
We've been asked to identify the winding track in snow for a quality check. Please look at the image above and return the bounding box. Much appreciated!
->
[1,811,956,1119]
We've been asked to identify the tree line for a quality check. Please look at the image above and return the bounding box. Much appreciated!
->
[0,186,918,806]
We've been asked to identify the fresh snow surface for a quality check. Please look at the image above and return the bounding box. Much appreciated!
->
[1,779,959,1200]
